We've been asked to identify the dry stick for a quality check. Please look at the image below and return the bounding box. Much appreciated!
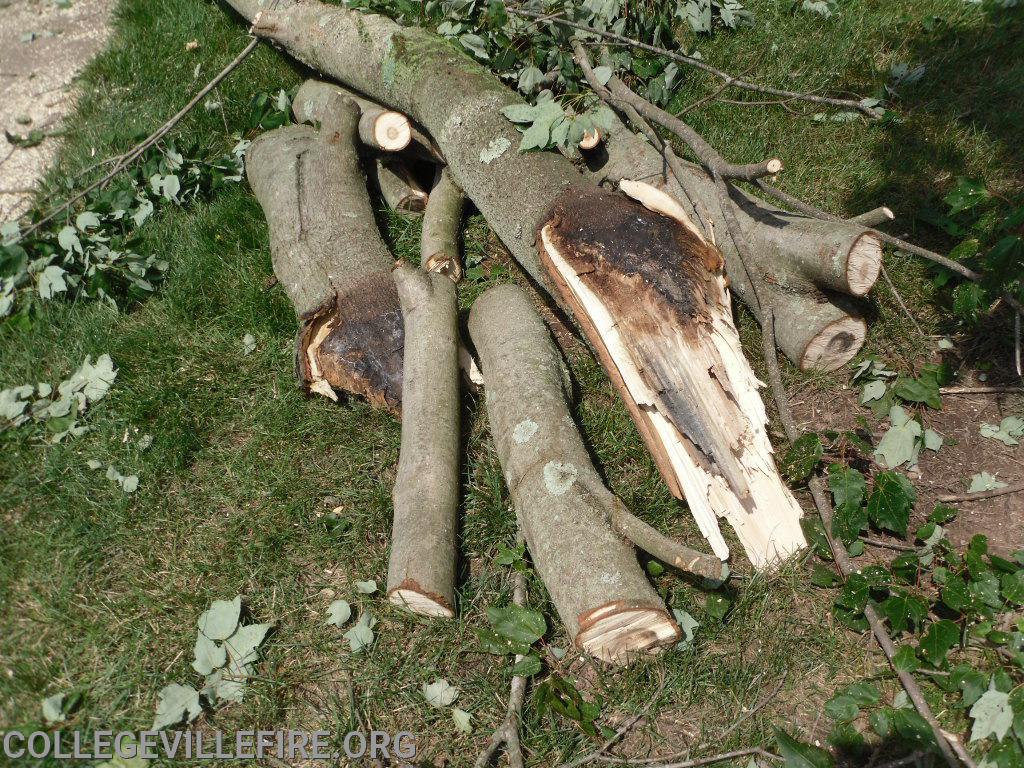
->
[940,386,1024,395]
[754,180,1024,315]
[474,554,528,768]
[640,747,782,768]
[13,33,261,244]
[508,7,876,116]
[937,481,1024,504]
[859,535,917,552]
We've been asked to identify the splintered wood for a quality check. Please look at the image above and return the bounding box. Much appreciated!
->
[538,182,806,569]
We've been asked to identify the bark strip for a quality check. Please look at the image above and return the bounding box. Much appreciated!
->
[469,284,682,663]
[246,93,403,410]
[387,262,460,617]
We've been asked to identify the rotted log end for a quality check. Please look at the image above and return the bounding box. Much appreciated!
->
[576,601,680,664]
[296,271,404,413]
[388,581,455,618]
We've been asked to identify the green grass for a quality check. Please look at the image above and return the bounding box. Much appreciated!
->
[1,0,1019,764]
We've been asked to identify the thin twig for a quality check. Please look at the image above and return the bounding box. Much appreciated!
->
[859,536,917,552]
[561,714,645,768]
[880,264,926,338]
[12,34,262,243]
[638,747,782,768]
[507,7,877,116]
[937,481,1024,504]
[940,386,1023,395]
[720,673,787,739]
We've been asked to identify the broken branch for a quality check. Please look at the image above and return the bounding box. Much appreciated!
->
[421,166,465,281]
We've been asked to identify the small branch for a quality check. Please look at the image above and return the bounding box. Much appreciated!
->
[509,7,877,116]
[720,673,788,739]
[628,747,783,768]
[851,206,895,228]
[754,181,1024,315]
[937,481,1024,504]
[859,535,916,552]
[940,386,1023,395]
[609,502,723,581]
[13,33,262,244]
[559,713,645,768]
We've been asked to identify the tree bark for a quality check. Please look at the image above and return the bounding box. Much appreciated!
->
[586,108,879,372]
[245,92,403,410]
[421,166,465,280]
[469,284,681,664]
[222,0,809,566]
[387,262,460,617]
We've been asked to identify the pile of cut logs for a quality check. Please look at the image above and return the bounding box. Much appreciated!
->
[231,0,883,664]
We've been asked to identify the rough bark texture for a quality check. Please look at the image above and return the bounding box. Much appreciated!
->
[246,94,403,410]
[587,109,879,371]
[469,284,680,663]
[421,167,465,280]
[387,262,460,617]
[225,0,578,292]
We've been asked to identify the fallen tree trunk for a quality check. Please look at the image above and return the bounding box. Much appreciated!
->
[246,92,403,410]
[469,284,685,663]
[223,0,808,566]
[387,262,460,617]
[585,106,880,372]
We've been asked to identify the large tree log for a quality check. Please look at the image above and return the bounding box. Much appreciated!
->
[587,108,880,372]
[387,262,460,617]
[223,0,808,567]
[246,92,403,410]
[469,284,681,664]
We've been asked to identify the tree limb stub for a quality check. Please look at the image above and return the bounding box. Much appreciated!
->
[369,158,429,215]
[245,94,403,410]
[587,104,878,371]
[537,185,806,568]
[294,79,443,160]
[421,166,465,281]
[469,285,687,663]
[387,262,460,617]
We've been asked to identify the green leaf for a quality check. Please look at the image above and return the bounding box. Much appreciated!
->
[486,604,546,644]
[825,694,860,722]
[510,654,542,676]
[198,596,241,641]
[828,463,867,544]
[152,683,202,730]
[451,707,473,733]
[192,631,226,675]
[223,622,272,667]
[672,608,699,650]
[892,645,920,672]
[476,627,530,655]
[774,728,832,768]
[780,433,823,483]
[1001,572,1024,605]
[941,575,971,612]
[866,471,915,537]
[811,563,841,588]
[343,612,376,653]
[326,599,351,627]
[704,593,732,620]
[944,177,988,214]
[495,543,525,566]
[918,619,959,666]
[37,264,68,299]
[953,282,987,325]
[873,407,923,469]
[970,687,1013,742]
[969,472,1007,493]
[879,590,928,634]
[41,692,66,724]
[354,579,377,594]
[929,504,958,524]
[423,678,459,707]
[861,379,887,403]
[892,375,941,409]
[980,417,1024,446]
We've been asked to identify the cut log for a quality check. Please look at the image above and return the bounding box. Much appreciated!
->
[370,158,428,215]
[222,0,808,566]
[294,79,443,160]
[421,167,464,281]
[246,93,403,410]
[387,262,460,617]
[538,184,806,567]
[469,284,683,663]
[586,107,880,372]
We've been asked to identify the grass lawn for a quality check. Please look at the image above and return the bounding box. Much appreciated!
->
[1,0,1021,765]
